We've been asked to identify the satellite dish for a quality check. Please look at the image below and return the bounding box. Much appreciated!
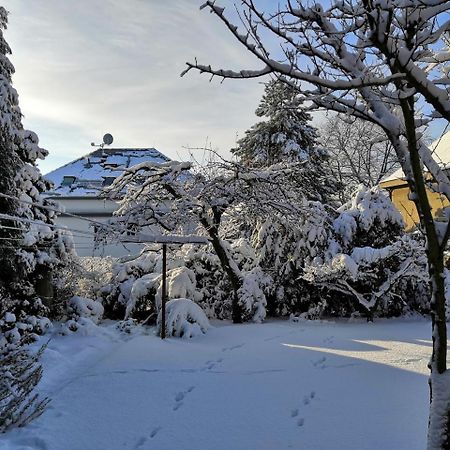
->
[103,133,114,145]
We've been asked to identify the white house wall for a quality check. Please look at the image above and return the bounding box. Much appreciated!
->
[53,197,144,258]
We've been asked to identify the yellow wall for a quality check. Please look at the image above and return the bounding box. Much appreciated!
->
[380,180,449,231]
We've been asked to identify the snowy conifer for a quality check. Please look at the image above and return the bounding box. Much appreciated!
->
[0,342,49,432]
[0,8,74,346]
[232,79,317,166]
[232,79,337,203]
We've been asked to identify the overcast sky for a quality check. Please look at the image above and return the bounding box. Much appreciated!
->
[2,0,277,174]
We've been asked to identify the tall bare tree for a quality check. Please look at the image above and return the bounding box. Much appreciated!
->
[182,1,450,447]
[320,115,399,202]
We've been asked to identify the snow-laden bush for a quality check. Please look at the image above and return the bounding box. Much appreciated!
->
[60,317,100,336]
[301,188,428,318]
[334,185,404,248]
[60,296,104,336]
[126,273,161,320]
[183,246,232,319]
[66,296,104,324]
[101,247,206,323]
[238,267,272,323]
[157,298,210,339]
[167,267,199,301]
[252,201,333,316]
[101,250,159,320]
[183,241,272,322]
[0,294,52,353]
[99,187,427,323]
[253,186,428,319]
[0,343,49,432]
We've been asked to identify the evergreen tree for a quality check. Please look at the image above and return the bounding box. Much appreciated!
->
[0,7,74,348]
[232,79,318,166]
[232,79,337,203]
[0,8,64,432]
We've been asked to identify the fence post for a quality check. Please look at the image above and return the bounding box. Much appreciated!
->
[161,243,167,339]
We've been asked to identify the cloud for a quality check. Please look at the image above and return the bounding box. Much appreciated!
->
[3,0,268,173]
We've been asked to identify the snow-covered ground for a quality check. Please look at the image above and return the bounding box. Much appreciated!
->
[2,319,436,450]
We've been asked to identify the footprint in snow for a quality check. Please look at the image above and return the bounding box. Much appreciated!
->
[173,386,196,411]
[204,358,223,371]
[173,402,183,411]
[175,392,185,402]
[290,391,316,428]
[312,356,327,369]
[135,436,147,449]
[150,427,162,438]
[222,343,245,352]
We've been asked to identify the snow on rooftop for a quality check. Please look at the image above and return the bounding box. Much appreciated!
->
[381,131,450,183]
[45,148,170,197]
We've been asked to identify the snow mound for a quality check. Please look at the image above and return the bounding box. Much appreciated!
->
[60,296,105,336]
[67,296,104,324]
[157,298,210,339]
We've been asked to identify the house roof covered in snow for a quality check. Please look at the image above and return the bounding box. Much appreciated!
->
[45,148,170,197]
[381,130,450,185]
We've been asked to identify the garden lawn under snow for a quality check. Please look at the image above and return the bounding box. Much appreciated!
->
[1,319,438,450]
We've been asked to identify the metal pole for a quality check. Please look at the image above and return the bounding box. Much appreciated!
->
[161,243,167,339]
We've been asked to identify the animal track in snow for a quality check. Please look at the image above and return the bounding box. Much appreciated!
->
[150,426,162,438]
[222,343,245,352]
[312,356,327,369]
[173,386,196,411]
[290,391,316,428]
[173,402,183,411]
[135,436,147,449]
[203,358,223,371]
[175,392,185,402]
[134,424,163,447]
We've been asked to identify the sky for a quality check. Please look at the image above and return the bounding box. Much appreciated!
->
[2,1,446,175]
[2,0,275,174]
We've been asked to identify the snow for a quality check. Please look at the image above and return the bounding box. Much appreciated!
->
[1,319,438,450]
[157,298,210,338]
[44,148,170,197]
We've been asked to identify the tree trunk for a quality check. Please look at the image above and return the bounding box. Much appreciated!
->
[199,217,243,323]
[35,266,54,309]
[400,96,449,449]
[427,250,450,450]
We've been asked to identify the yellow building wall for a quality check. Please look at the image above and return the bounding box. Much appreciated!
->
[381,181,449,231]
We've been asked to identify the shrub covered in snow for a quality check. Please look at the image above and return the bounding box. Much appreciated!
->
[238,267,272,323]
[0,343,49,432]
[66,296,104,324]
[253,186,428,319]
[302,188,427,318]
[101,250,159,321]
[100,249,202,323]
[60,296,104,336]
[157,298,210,339]
[99,185,429,323]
